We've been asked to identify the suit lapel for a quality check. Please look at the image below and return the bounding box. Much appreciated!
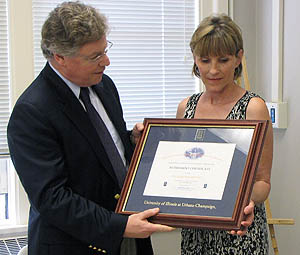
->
[42,64,119,184]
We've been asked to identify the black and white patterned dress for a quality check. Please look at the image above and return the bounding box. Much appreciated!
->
[181,91,269,255]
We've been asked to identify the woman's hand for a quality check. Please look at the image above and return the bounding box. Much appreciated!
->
[229,200,255,236]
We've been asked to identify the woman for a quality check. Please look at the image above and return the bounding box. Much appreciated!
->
[176,14,273,254]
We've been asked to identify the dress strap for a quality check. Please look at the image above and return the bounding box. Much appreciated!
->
[183,93,202,119]
[226,91,263,120]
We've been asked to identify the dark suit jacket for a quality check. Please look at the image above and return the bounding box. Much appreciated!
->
[7,63,153,255]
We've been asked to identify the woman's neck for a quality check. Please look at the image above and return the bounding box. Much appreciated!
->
[202,82,245,105]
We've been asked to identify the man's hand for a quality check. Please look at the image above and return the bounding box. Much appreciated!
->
[124,208,175,238]
[131,123,144,144]
[229,200,255,236]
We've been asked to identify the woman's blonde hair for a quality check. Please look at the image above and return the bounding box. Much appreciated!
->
[190,14,243,80]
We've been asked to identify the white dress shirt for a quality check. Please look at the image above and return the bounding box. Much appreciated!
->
[49,63,127,167]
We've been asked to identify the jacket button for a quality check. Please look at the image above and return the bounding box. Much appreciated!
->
[114,194,120,200]
[102,250,107,253]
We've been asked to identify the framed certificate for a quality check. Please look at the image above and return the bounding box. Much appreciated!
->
[116,118,268,230]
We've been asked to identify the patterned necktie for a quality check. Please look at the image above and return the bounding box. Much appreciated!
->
[80,87,126,189]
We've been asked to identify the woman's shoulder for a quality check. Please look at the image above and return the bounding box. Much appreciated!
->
[177,96,191,118]
[246,91,269,120]
[176,93,201,118]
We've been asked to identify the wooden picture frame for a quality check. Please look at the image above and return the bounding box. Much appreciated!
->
[116,118,268,230]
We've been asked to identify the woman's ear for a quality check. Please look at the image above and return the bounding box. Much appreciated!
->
[236,49,244,67]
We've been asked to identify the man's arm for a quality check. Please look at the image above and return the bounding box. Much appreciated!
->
[7,101,127,253]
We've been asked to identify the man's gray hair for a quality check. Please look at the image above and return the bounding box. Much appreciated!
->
[41,1,108,59]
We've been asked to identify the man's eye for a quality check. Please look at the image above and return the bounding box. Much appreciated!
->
[90,55,100,61]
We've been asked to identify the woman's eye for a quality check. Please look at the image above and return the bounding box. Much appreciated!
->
[200,58,209,63]
[220,58,229,63]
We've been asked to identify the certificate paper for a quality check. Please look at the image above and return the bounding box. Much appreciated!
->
[143,141,236,200]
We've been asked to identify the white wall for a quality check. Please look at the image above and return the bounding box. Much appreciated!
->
[152,229,181,255]
[234,0,299,254]
[232,0,258,92]
[8,0,33,227]
[270,0,300,253]
[153,1,299,254]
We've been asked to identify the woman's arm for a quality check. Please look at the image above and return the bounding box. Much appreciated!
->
[246,97,273,204]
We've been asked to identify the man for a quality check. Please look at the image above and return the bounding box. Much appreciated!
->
[7,2,173,255]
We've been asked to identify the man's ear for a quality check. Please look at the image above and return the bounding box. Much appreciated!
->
[53,53,66,66]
